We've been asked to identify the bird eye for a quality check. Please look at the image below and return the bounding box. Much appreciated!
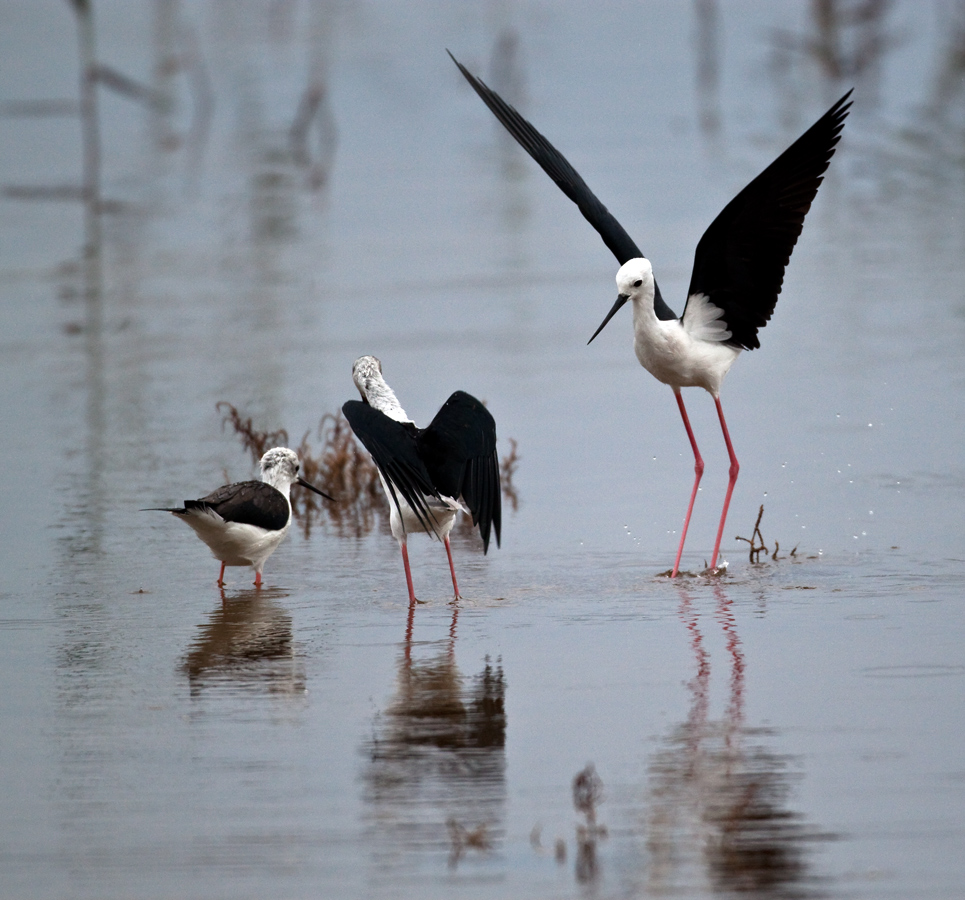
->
[633,279,643,287]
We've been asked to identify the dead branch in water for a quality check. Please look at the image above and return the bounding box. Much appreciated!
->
[736,504,769,563]
[736,504,799,564]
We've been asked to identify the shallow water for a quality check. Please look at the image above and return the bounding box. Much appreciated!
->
[2,2,964,898]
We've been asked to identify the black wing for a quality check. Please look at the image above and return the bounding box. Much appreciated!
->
[450,51,676,321]
[188,481,289,531]
[417,391,501,553]
[684,90,853,350]
[342,400,442,537]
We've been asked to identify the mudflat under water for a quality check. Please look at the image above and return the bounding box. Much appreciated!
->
[2,2,964,898]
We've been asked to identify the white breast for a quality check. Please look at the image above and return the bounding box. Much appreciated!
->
[632,294,741,396]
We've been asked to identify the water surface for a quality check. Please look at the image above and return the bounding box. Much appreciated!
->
[2,2,964,898]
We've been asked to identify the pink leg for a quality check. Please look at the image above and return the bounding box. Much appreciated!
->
[444,536,462,601]
[400,541,417,605]
[217,561,226,587]
[254,569,263,588]
[709,396,740,570]
[672,391,705,577]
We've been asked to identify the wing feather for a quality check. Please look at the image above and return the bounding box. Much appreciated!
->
[342,400,442,537]
[450,51,677,321]
[418,391,501,553]
[185,481,290,532]
[684,90,852,349]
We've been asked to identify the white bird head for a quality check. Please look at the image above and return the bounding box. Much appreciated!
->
[588,257,654,344]
[259,447,301,491]
[616,257,654,301]
[260,447,333,500]
[351,355,412,423]
[351,354,383,391]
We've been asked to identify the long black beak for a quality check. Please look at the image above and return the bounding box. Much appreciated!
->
[296,477,335,502]
[587,293,630,345]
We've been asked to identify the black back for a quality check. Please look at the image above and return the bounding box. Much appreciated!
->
[184,481,290,532]
[450,51,677,321]
[685,91,852,350]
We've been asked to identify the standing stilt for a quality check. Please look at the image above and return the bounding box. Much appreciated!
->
[672,391,705,577]
[444,536,462,601]
[400,542,417,605]
[709,397,739,570]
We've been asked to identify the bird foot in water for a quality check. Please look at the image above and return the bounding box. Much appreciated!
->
[657,568,698,579]
[700,561,728,577]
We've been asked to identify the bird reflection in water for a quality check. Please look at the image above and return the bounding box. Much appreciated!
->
[181,587,303,697]
[645,585,830,898]
[362,603,506,875]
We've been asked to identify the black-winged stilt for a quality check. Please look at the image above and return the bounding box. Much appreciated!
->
[451,53,851,576]
[342,355,500,604]
[145,447,333,586]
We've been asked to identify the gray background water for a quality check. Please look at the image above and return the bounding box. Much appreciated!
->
[2,1,964,897]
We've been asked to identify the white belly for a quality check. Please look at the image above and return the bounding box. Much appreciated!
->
[634,318,740,396]
[379,473,464,545]
[181,508,289,571]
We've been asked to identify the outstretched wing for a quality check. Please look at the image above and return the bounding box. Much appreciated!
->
[342,400,442,536]
[450,51,676,321]
[684,90,853,350]
[192,481,290,531]
[417,390,501,553]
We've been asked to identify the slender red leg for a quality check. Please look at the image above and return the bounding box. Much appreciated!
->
[400,541,417,605]
[709,396,739,570]
[254,570,262,588]
[444,536,462,601]
[217,561,226,587]
[672,390,705,577]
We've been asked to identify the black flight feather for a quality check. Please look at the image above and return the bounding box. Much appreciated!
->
[342,400,443,538]
[417,391,501,552]
[449,50,677,322]
[684,90,853,350]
